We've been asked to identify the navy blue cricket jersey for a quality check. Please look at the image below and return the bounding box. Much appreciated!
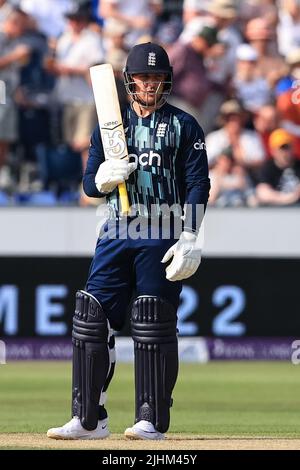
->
[83,102,210,232]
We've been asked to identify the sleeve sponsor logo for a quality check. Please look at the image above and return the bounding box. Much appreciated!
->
[193,139,206,150]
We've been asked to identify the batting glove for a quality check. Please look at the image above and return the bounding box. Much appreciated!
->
[161,231,201,282]
[95,159,137,194]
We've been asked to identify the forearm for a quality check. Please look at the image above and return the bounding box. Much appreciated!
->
[0,55,12,69]
[181,117,210,232]
[83,174,108,198]
[0,44,31,70]
[54,63,88,77]
[256,184,299,205]
[0,50,28,69]
[64,65,88,77]
[184,184,210,233]
[208,180,221,205]
[221,177,246,191]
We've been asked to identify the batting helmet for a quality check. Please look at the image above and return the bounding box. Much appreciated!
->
[123,42,173,108]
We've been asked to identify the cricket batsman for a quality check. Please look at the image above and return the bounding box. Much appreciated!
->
[47,42,210,440]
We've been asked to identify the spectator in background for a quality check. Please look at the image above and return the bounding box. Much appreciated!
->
[15,12,52,103]
[0,8,31,189]
[0,0,13,27]
[19,0,73,41]
[89,0,104,30]
[13,10,54,170]
[232,43,272,113]
[182,0,211,24]
[152,1,183,46]
[245,17,287,87]
[253,105,279,159]
[208,146,251,206]
[206,99,265,170]
[45,4,104,169]
[103,17,128,55]
[205,0,242,73]
[276,48,300,159]
[168,17,218,132]
[277,0,300,57]
[202,1,242,123]
[100,0,162,48]
[239,0,278,31]
[102,18,128,109]
[256,128,300,205]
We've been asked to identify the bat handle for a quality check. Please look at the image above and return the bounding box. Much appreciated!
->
[118,182,130,214]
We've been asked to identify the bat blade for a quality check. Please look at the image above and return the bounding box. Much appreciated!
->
[90,63,129,213]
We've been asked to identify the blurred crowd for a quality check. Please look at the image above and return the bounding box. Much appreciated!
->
[0,0,300,207]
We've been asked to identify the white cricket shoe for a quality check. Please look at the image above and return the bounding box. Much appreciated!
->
[124,420,165,440]
[47,416,109,440]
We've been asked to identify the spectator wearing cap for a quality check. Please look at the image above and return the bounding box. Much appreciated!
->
[103,17,129,55]
[168,17,220,132]
[245,17,287,86]
[206,99,265,170]
[103,17,129,78]
[256,128,300,205]
[205,0,242,72]
[276,48,300,159]
[100,0,162,49]
[277,0,300,57]
[232,43,272,113]
[253,105,279,159]
[45,4,104,168]
[208,146,251,207]
[103,19,129,110]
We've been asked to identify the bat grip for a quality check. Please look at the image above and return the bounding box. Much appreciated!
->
[118,182,130,214]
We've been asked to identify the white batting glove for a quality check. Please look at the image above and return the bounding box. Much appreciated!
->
[161,231,202,282]
[95,159,137,194]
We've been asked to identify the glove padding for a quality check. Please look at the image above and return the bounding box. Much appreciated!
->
[161,231,201,282]
[95,159,137,194]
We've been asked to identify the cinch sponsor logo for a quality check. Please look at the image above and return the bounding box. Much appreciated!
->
[129,151,161,167]
[194,139,206,150]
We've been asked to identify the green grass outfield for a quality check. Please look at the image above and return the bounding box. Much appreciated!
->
[1,361,300,437]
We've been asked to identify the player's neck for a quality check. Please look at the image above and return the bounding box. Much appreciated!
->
[132,101,156,118]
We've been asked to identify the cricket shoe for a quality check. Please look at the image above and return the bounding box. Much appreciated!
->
[124,420,165,440]
[47,416,109,440]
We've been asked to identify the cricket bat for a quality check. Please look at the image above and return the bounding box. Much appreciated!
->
[90,63,130,214]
